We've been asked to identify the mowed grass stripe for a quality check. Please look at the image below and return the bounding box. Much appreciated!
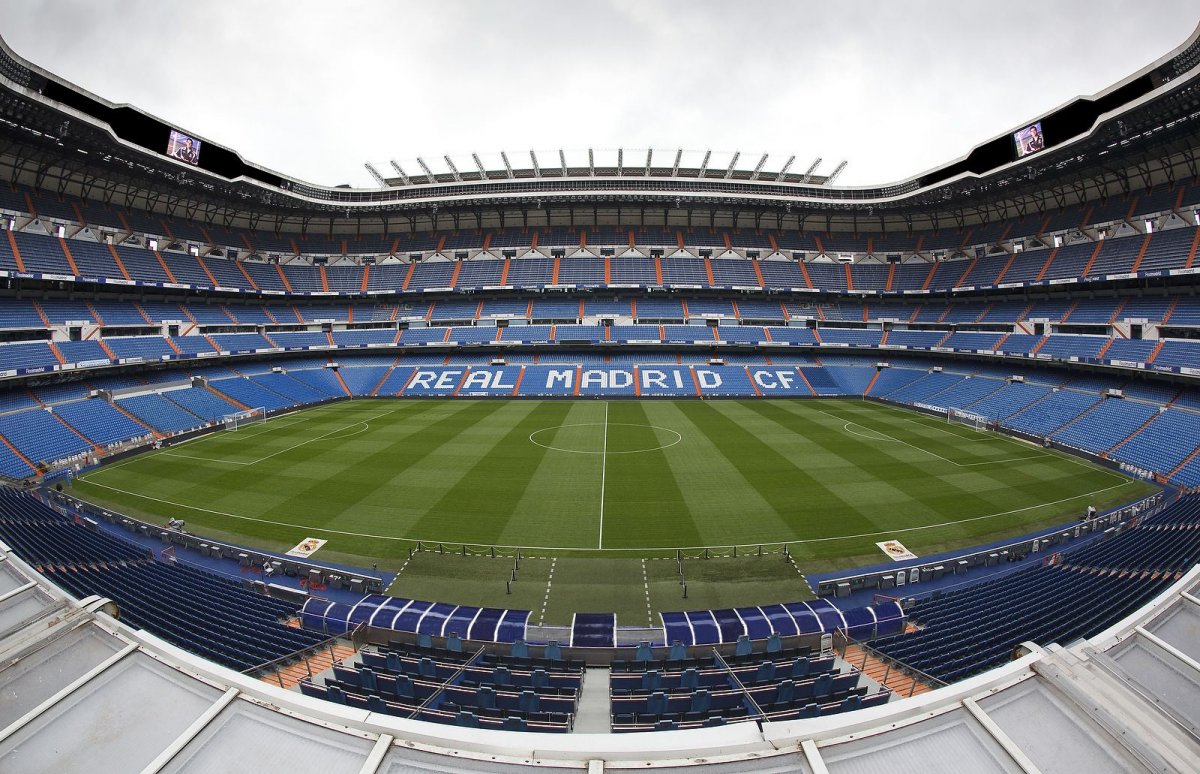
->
[168,401,376,464]
[723,398,1007,545]
[254,401,496,553]
[729,400,948,537]
[676,400,883,541]
[408,400,572,546]
[788,399,1059,522]
[735,400,1139,549]
[639,401,809,548]
[498,402,608,549]
[814,400,1018,465]
[77,400,475,554]
[601,401,705,550]
[70,399,1158,567]
[770,399,1147,546]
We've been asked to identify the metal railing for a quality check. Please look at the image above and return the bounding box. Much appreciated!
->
[831,628,946,698]
[244,622,366,688]
[711,648,767,721]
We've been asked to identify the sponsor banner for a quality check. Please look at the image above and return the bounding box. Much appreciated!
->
[286,537,328,558]
[877,540,918,562]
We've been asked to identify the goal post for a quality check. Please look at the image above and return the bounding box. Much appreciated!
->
[224,407,266,430]
[948,408,987,432]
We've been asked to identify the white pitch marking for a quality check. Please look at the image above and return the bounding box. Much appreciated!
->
[898,415,992,440]
[840,422,1047,468]
[538,558,557,626]
[74,478,1135,551]
[641,559,653,627]
[159,452,250,466]
[528,422,681,454]
[241,414,390,466]
[839,400,1125,480]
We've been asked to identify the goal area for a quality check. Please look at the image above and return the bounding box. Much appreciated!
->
[223,407,266,430]
[948,408,987,431]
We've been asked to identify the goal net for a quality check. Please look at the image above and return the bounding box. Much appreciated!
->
[224,407,266,430]
[948,408,987,432]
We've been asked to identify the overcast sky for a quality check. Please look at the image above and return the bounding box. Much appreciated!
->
[6,1,1198,188]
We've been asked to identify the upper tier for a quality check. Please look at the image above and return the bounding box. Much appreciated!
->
[2,220,1199,298]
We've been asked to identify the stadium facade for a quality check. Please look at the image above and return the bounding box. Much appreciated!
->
[0,18,1197,772]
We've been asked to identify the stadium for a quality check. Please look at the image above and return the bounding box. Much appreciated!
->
[0,5,1198,771]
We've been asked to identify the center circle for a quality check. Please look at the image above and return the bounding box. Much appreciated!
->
[529,423,683,454]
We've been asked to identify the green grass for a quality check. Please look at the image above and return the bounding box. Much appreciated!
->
[69,398,1156,620]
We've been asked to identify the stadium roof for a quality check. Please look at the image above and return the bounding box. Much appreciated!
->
[0,18,1199,233]
[2,542,1197,771]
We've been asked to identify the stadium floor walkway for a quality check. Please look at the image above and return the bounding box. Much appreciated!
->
[72,501,392,606]
[811,498,1163,609]
[574,667,613,734]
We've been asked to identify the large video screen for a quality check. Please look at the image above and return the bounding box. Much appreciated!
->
[1013,122,1045,158]
[166,130,201,166]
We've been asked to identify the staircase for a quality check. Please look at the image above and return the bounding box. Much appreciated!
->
[841,640,937,698]
[258,630,358,690]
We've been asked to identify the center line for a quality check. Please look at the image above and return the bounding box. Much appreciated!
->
[598,401,609,549]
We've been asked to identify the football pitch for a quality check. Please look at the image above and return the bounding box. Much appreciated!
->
[70,398,1155,620]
